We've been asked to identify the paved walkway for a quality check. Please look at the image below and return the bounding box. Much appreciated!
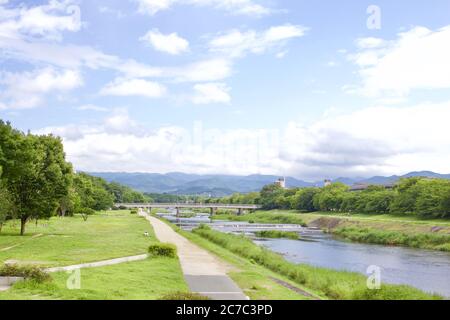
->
[139,210,248,300]
[45,254,149,273]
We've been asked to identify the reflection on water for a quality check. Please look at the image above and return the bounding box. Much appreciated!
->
[160,213,450,297]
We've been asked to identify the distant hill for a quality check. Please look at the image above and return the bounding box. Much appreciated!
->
[89,172,314,196]
[88,171,450,196]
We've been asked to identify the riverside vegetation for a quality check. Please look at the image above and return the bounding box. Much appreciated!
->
[191,225,441,300]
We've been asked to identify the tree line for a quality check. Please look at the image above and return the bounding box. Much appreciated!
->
[210,178,450,219]
[0,121,150,235]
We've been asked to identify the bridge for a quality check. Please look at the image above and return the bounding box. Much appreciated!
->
[116,203,261,216]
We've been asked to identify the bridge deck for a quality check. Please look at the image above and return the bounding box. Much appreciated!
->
[117,203,261,209]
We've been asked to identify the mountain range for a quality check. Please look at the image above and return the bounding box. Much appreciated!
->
[88,171,450,197]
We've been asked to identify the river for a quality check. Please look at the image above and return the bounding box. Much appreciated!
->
[159,213,450,297]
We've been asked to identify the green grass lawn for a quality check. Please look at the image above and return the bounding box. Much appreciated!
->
[0,210,189,300]
[0,258,188,300]
[0,211,155,267]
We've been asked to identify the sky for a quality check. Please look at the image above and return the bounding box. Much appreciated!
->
[1,0,450,180]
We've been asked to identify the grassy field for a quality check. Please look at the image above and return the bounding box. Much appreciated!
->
[191,225,441,300]
[0,211,155,267]
[0,210,189,300]
[0,257,188,300]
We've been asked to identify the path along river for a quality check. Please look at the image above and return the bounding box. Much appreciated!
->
[159,213,450,297]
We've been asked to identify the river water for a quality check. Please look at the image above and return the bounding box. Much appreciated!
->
[159,213,450,297]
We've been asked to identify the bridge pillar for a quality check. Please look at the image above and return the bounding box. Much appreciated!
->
[176,207,180,217]
[237,208,244,216]
[210,207,217,216]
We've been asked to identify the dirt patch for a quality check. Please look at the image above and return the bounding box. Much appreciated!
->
[307,217,345,230]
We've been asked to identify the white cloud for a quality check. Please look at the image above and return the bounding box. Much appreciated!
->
[0,0,81,41]
[36,101,450,179]
[134,0,271,17]
[100,78,167,98]
[172,58,232,82]
[209,24,307,58]
[192,82,231,104]
[140,29,189,55]
[0,67,83,109]
[77,104,108,112]
[348,25,450,97]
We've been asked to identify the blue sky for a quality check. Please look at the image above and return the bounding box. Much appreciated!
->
[1,0,450,180]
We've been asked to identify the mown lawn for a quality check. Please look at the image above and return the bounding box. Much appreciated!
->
[0,211,155,267]
[0,210,189,300]
[0,257,188,300]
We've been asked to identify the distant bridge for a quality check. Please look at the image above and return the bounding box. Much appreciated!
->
[115,203,261,216]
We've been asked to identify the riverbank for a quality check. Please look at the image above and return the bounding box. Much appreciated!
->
[213,210,450,252]
[190,225,440,300]
[161,218,323,300]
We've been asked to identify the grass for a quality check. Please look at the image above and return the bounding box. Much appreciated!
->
[254,230,300,240]
[0,211,155,267]
[213,210,307,226]
[333,227,450,252]
[0,210,189,300]
[0,258,188,300]
[191,225,441,300]
[300,211,450,228]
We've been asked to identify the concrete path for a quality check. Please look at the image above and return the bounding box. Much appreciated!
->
[45,254,149,273]
[139,210,248,300]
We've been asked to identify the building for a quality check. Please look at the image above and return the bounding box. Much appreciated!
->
[324,179,332,187]
[275,177,286,189]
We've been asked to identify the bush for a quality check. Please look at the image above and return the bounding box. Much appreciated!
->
[130,209,138,214]
[159,292,210,300]
[0,264,51,283]
[148,243,177,258]
[254,230,300,240]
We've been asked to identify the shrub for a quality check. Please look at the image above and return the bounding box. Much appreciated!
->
[0,264,51,283]
[159,292,210,300]
[254,230,300,240]
[148,243,177,258]
[130,209,138,214]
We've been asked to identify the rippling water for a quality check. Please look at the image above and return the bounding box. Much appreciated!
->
[160,213,450,297]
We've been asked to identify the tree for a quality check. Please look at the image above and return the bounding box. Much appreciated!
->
[292,188,320,212]
[0,121,72,235]
[389,177,422,214]
[259,184,285,210]
[0,179,12,233]
[313,183,348,212]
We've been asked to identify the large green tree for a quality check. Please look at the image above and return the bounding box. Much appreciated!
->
[0,121,72,235]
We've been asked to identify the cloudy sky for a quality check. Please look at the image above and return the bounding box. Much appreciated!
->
[1,0,450,180]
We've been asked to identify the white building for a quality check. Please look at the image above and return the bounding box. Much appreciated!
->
[275,177,286,189]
